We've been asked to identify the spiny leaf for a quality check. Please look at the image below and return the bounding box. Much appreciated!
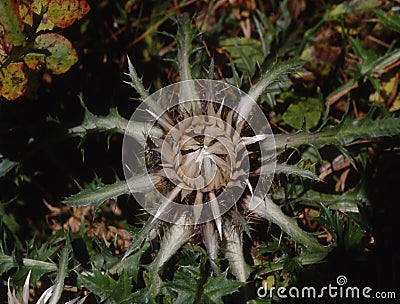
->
[63,174,161,209]
[0,254,58,276]
[203,271,243,304]
[176,13,196,81]
[162,265,201,304]
[268,115,400,153]
[247,196,329,253]
[248,59,303,103]
[277,186,369,213]
[275,163,320,181]
[78,270,132,303]
[126,56,149,100]
[147,217,193,299]
[68,101,163,145]
[257,252,328,275]
[223,218,251,282]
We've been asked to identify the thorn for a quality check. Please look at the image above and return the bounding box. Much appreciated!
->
[153,184,183,221]
[145,109,173,130]
[215,216,223,240]
[194,191,203,226]
[246,179,254,196]
[241,134,269,145]
[209,191,222,239]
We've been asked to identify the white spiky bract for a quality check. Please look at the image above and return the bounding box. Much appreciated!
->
[7,270,84,304]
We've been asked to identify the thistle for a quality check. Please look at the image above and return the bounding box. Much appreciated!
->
[114,15,329,299]
[62,13,400,303]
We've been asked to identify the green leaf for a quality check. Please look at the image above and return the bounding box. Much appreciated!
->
[24,33,78,75]
[348,37,400,77]
[0,62,28,100]
[282,98,322,130]
[220,37,263,76]
[0,0,25,46]
[0,253,57,278]
[163,265,200,304]
[203,271,243,304]
[247,196,329,253]
[147,218,193,299]
[78,269,133,304]
[375,9,400,33]
[269,115,400,154]
[247,59,303,105]
[0,158,18,177]
[279,186,369,213]
[176,13,196,82]
[68,100,162,145]
[328,0,380,19]
[49,239,70,304]
[48,0,90,28]
[64,174,160,209]
[275,163,320,181]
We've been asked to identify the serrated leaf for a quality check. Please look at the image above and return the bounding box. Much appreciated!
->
[24,33,78,75]
[163,265,200,304]
[203,271,243,304]
[246,59,303,106]
[275,163,319,180]
[280,186,369,213]
[270,115,400,153]
[0,62,28,100]
[48,0,90,28]
[0,254,57,277]
[79,270,133,303]
[283,98,322,130]
[63,174,160,209]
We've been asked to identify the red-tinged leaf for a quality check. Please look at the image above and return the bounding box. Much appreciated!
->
[0,62,28,100]
[20,1,54,30]
[19,3,33,26]
[0,0,25,46]
[47,0,90,28]
[24,33,78,75]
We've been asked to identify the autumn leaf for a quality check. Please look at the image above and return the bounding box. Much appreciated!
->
[0,0,25,46]
[0,62,28,100]
[24,33,78,75]
[47,0,90,28]
[19,1,55,31]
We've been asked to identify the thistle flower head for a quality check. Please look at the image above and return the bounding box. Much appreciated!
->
[123,79,275,245]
